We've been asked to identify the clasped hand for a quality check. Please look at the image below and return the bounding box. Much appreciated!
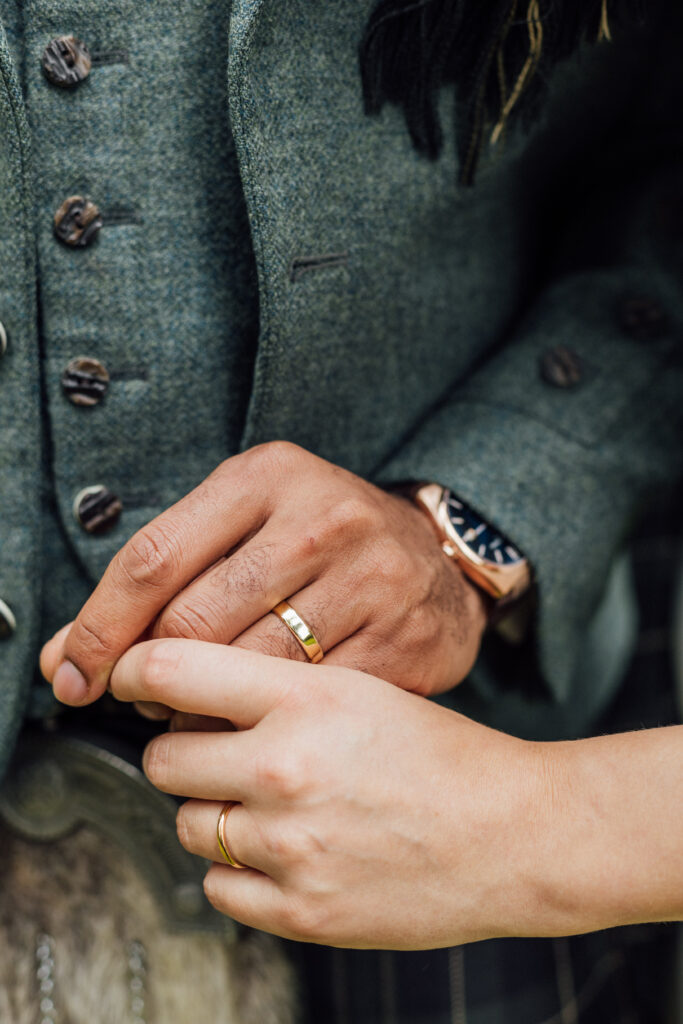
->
[42,442,486,703]
[39,443,681,948]
[40,442,514,948]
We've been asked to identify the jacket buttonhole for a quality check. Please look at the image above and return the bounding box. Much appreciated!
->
[289,251,349,283]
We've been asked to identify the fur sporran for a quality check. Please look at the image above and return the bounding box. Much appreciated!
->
[0,734,298,1024]
[0,828,297,1024]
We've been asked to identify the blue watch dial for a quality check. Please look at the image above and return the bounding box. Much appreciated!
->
[445,493,523,566]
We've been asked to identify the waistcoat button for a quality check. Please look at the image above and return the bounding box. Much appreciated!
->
[617,294,668,341]
[54,196,103,248]
[0,598,17,639]
[0,321,7,356]
[62,357,110,407]
[73,486,122,534]
[539,345,582,388]
[42,35,92,89]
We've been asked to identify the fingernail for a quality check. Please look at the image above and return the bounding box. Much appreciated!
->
[53,660,89,704]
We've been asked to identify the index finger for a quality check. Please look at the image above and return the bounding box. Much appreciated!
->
[48,450,272,702]
[110,639,304,728]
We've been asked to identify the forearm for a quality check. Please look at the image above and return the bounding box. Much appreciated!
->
[532,726,683,935]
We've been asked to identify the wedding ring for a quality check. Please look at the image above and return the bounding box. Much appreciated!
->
[272,600,324,663]
[217,802,246,869]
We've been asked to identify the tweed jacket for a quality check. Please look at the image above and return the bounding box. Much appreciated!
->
[0,0,682,778]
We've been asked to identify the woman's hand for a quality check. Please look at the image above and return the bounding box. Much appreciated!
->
[109,640,683,947]
[41,443,487,706]
[108,638,564,949]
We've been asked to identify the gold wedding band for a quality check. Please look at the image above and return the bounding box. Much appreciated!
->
[272,600,324,663]
[217,802,246,869]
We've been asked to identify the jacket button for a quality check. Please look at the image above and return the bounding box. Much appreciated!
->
[0,598,16,639]
[539,345,582,389]
[617,294,668,341]
[0,321,7,356]
[62,357,110,407]
[42,35,92,89]
[54,196,102,248]
[73,485,122,534]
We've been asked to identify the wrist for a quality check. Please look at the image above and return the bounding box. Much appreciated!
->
[523,733,683,936]
[518,739,626,937]
[518,740,589,935]
[391,481,532,609]
[394,490,490,640]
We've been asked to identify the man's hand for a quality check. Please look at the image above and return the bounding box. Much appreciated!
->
[41,442,487,704]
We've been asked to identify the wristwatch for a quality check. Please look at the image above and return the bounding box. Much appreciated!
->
[407,483,532,607]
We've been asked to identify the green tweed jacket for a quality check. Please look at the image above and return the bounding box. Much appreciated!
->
[0,0,681,778]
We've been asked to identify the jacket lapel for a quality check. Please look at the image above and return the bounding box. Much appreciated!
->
[228,0,389,468]
[228,0,268,65]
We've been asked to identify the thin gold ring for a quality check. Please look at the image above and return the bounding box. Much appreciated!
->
[216,802,246,869]
[272,600,324,663]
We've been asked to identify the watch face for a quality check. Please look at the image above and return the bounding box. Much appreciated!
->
[445,493,523,566]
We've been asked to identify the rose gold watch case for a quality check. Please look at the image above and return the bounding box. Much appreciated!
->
[412,483,531,603]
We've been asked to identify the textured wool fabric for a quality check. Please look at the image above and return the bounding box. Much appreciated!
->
[24,0,257,554]
[0,0,682,781]
[0,0,20,72]
[19,0,258,641]
[0,0,260,752]
[0,16,43,785]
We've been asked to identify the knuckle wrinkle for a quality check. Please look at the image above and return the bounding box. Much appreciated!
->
[67,613,116,665]
[158,602,222,643]
[118,524,181,591]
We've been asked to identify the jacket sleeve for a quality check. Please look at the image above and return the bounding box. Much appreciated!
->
[376,8,683,703]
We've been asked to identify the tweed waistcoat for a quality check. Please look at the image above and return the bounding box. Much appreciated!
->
[0,0,261,732]
[0,0,681,777]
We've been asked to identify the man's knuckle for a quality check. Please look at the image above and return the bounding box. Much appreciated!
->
[265,439,300,463]
[68,613,116,664]
[327,495,374,538]
[247,440,299,471]
[157,601,222,642]
[117,524,181,591]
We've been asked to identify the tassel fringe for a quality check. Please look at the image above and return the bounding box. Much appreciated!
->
[360,0,647,185]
